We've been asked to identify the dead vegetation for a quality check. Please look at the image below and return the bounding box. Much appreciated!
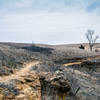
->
[0,42,100,100]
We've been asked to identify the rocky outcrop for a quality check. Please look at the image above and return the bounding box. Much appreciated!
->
[15,72,41,100]
[0,71,71,100]
[39,72,71,100]
[0,72,41,100]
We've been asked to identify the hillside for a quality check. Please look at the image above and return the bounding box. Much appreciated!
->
[0,42,100,100]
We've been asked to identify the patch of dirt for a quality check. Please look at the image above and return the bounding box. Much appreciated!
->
[0,60,40,82]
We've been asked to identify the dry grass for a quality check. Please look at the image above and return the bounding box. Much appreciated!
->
[0,60,40,82]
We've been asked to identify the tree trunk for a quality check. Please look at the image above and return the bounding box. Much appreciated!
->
[90,45,93,51]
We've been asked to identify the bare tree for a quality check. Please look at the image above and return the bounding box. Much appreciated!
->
[86,30,99,51]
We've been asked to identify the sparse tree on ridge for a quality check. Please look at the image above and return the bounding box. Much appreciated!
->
[86,30,99,51]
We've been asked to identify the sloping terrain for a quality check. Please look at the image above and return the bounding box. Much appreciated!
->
[0,42,100,100]
[0,60,39,82]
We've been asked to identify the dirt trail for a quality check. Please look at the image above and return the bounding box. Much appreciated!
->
[0,60,40,82]
[64,55,100,66]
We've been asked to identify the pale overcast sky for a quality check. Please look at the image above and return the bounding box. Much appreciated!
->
[0,0,100,44]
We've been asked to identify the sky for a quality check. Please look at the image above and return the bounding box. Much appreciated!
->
[0,0,100,44]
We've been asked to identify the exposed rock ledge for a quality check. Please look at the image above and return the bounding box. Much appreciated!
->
[39,72,71,100]
[0,71,71,100]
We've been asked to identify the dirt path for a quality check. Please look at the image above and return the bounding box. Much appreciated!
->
[64,55,100,66]
[0,60,40,82]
